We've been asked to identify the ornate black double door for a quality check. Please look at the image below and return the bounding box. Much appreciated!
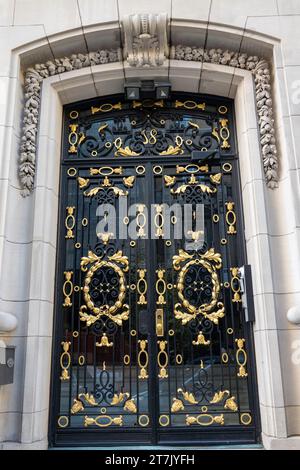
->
[50,94,260,446]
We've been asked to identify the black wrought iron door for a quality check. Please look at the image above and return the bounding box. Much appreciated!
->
[50,95,260,446]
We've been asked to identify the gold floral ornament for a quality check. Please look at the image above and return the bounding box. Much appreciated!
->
[170,173,217,195]
[111,392,129,405]
[77,176,89,189]
[96,333,113,347]
[123,399,137,413]
[192,331,210,346]
[123,175,135,188]
[164,175,176,187]
[209,390,238,411]
[224,396,238,412]
[173,248,225,325]
[171,398,185,413]
[160,136,184,156]
[209,173,222,185]
[71,398,84,414]
[210,390,229,404]
[177,388,198,404]
[83,176,128,198]
[79,250,129,327]
[79,393,98,406]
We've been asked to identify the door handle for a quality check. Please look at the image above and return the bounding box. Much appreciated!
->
[156,308,164,337]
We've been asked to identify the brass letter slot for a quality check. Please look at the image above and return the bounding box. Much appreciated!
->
[156,309,164,337]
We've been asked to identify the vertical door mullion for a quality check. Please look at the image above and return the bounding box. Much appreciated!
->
[144,162,159,444]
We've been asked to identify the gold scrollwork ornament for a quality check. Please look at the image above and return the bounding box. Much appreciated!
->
[84,415,123,428]
[68,124,79,153]
[137,269,147,305]
[136,204,147,238]
[235,338,248,378]
[160,135,184,156]
[111,392,129,405]
[91,102,122,114]
[175,100,205,110]
[176,164,209,174]
[89,166,122,176]
[79,250,129,326]
[225,202,237,234]
[171,174,216,195]
[60,341,71,381]
[138,340,149,379]
[177,388,198,404]
[154,205,164,238]
[173,248,225,325]
[84,178,128,198]
[65,207,75,238]
[186,414,224,426]
[79,393,98,406]
[157,340,168,379]
[230,267,242,303]
[115,146,141,157]
[210,390,230,404]
[63,271,73,307]
[219,118,230,149]
[156,269,166,305]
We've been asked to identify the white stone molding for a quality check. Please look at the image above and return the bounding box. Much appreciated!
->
[122,13,169,67]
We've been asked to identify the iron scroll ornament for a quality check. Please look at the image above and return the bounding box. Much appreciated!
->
[75,114,219,160]
[79,250,129,326]
[173,248,225,325]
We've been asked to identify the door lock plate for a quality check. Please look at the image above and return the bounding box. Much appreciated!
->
[156,309,164,337]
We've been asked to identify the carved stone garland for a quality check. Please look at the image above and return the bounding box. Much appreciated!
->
[19,25,278,196]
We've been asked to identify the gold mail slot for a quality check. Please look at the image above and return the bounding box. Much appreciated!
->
[156,308,164,337]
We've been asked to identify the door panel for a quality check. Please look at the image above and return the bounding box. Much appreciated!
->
[50,94,260,446]
[152,162,251,432]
